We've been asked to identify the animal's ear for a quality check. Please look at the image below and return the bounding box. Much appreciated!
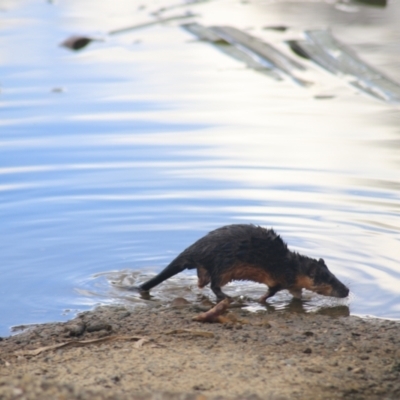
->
[318,258,325,265]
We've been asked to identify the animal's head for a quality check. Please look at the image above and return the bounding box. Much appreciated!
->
[298,258,349,298]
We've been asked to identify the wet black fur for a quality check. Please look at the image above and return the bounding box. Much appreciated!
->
[138,224,349,301]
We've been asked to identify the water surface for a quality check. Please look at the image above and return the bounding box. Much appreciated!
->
[1,0,399,336]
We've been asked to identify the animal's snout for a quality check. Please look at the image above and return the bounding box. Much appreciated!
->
[328,278,350,298]
[313,278,350,298]
[333,285,349,298]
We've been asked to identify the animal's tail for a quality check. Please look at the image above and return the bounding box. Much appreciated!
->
[138,259,189,292]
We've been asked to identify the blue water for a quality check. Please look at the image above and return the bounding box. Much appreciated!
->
[1,0,400,337]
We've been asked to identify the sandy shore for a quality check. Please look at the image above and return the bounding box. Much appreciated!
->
[1,300,399,400]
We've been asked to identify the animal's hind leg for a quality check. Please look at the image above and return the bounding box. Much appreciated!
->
[210,278,231,302]
[259,285,282,303]
[197,266,211,289]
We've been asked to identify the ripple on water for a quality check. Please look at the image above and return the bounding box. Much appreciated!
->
[79,269,351,318]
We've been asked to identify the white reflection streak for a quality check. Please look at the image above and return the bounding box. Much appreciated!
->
[358,264,400,295]
[70,112,153,121]
[0,162,198,175]
[0,182,53,191]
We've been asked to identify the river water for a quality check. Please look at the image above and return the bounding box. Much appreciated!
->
[1,0,399,336]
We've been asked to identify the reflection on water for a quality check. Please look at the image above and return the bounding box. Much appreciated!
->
[0,0,399,336]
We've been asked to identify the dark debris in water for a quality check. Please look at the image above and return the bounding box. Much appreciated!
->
[286,39,311,60]
[109,12,198,35]
[59,6,400,104]
[182,23,400,103]
[182,23,308,85]
[60,36,99,51]
[314,94,336,100]
[290,30,400,103]
[352,0,387,7]
[263,25,289,32]
[61,13,198,51]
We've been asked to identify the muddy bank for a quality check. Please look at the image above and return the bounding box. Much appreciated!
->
[0,301,399,400]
